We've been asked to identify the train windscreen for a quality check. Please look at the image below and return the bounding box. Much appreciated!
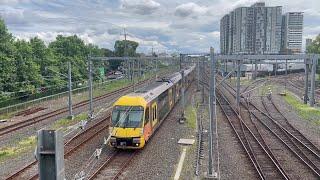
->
[111,106,144,128]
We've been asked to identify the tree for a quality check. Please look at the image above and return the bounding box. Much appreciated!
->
[0,18,16,97]
[307,34,320,54]
[114,40,139,57]
[14,39,42,94]
[307,34,320,74]
[30,37,57,76]
[49,35,88,83]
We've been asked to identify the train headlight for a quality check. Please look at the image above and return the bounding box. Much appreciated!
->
[132,137,140,146]
[110,137,116,143]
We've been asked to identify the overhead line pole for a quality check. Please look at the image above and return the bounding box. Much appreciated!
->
[68,61,73,119]
[208,47,217,178]
[88,56,93,119]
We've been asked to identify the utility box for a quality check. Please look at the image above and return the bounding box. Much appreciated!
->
[36,129,65,180]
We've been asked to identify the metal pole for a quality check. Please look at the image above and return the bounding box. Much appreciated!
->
[310,57,316,107]
[254,60,257,80]
[274,60,278,77]
[132,59,135,92]
[197,57,200,91]
[179,54,182,70]
[285,59,288,93]
[202,56,205,104]
[156,57,158,79]
[68,62,73,119]
[88,58,93,119]
[179,70,186,123]
[304,59,309,104]
[224,60,227,75]
[208,47,216,177]
[236,59,241,110]
[251,60,254,80]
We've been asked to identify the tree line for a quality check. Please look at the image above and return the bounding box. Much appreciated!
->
[307,34,320,74]
[0,19,139,102]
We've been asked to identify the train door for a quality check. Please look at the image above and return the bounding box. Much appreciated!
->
[169,89,173,108]
[143,106,152,141]
[172,86,176,104]
[151,102,157,127]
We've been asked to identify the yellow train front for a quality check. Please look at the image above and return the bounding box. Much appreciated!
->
[109,66,195,149]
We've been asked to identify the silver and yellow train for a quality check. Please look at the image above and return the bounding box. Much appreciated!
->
[109,66,195,149]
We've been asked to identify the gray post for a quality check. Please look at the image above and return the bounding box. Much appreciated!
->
[236,60,241,110]
[179,70,186,123]
[208,47,217,177]
[251,60,254,80]
[274,59,277,77]
[197,57,200,91]
[155,57,158,79]
[285,59,288,92]
[68,62,73,119]
[254,60,258,80]
[132,59,135,92]
[304,59,309,104]
[202,56,205,104]
[37,129,64,180]
[88,58,93,119]
[236,60,241,109]
[310,57,317,107]
[179,54,182,70]
[224,60,227,75]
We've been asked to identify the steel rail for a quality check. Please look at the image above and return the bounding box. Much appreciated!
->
[216,89,289,179]
[88,150,138,180]
[220,78,320,177]
[5,115,110,180]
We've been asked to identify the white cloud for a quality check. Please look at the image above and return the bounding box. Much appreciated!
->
[174,2,207,18]
[121,0,160,15]
[1,0,320,53]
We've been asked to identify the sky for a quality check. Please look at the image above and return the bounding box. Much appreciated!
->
[0,0,319,54]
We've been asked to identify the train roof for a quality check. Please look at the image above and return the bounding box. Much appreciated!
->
[124,65,195,104]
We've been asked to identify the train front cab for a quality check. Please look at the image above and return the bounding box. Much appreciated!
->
[109,96,152,149]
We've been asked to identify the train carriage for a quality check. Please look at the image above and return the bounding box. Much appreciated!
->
[109,66,195,149]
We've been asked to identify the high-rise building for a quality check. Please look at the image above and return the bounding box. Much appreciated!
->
[220,2,302,55]
[220,14,230,55]
[281,12,304,54]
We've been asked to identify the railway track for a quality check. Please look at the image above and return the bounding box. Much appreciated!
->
[219,77,320,178]
[216,89,289,179]
[88,150,138,180]
[0,76,157,137]
[195,105,204,176]
[5,114,111,180]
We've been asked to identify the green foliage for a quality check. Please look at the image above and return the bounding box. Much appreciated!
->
[185,105,197,129]
[307,34,320,74]
[114,40,139,57]
[283,92,320,125]
[0,19,140,106]
[0,136,36,162]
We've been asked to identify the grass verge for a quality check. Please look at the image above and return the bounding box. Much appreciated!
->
[0,136,36,162]
[0,113,88,163]
[283,92,320,125]
[185,105,197,129]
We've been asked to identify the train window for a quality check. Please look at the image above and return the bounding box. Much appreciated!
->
[145,107,149,125]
